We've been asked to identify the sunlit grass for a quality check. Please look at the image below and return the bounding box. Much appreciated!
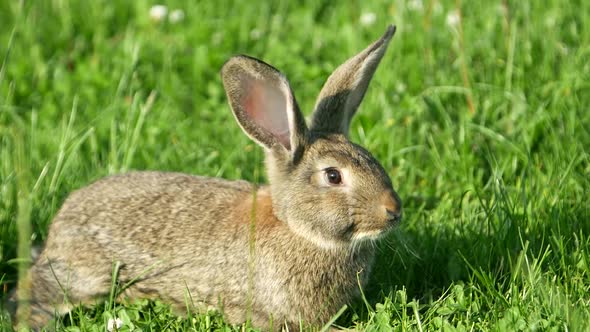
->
[1,0,589,330]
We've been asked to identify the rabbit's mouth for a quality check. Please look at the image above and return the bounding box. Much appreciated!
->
[351,220,400,242]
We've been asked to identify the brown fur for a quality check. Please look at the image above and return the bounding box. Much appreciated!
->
[16,25,401,330]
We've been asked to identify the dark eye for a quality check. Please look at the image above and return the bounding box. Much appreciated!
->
[325,168,342,185]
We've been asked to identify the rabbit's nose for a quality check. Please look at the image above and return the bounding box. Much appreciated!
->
[380,190,402,223]
[386,209,402,223]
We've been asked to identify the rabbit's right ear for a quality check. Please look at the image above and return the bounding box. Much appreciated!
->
[221,55,308,153]
[310,25,395,137]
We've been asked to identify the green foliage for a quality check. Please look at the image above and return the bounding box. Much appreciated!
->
[1,0,589,330]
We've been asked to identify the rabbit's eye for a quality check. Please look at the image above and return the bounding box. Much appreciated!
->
[324,168,342,185]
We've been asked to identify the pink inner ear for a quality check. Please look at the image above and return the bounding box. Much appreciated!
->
[243,78,291,150]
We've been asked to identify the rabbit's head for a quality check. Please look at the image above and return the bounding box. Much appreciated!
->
[222,26,401,249]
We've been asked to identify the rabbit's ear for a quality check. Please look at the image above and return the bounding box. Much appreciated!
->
[222,55,308,152]
[310,25,396,136]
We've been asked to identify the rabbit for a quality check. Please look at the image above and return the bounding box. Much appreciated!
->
[15,25,401,331]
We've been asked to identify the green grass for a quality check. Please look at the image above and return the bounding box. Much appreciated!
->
[1,0,589,330]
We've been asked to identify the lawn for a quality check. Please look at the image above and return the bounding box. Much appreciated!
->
[1,0,589,330]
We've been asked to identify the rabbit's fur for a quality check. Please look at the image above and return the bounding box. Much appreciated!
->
[16,25,401,330]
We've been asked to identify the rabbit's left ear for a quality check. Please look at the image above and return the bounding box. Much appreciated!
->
[221,55,308,153]
[310,25,396,137]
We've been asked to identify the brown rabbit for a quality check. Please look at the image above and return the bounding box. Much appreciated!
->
[16,25,401,330]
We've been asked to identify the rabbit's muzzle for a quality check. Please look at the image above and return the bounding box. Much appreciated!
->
[381,189,402,226]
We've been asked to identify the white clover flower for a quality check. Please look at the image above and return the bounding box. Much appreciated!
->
[360,12,377,26]
[169,9,185,23]
[149,4,168,22]
[446,10,460,28]
[408,0,424,12]
[107,317,123,332]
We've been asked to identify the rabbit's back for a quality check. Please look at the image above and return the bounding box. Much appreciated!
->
[48,171,253,244]
[46,170,255,257]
